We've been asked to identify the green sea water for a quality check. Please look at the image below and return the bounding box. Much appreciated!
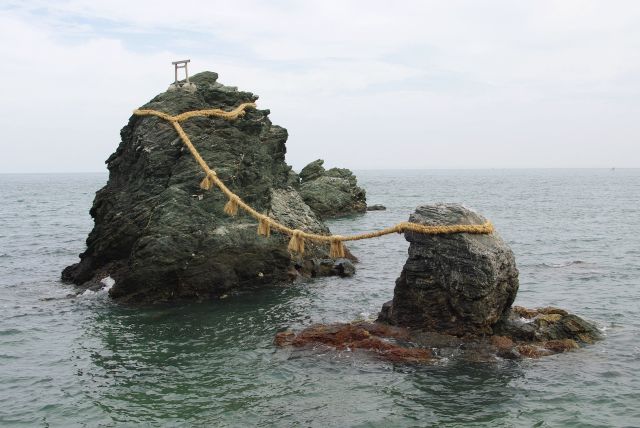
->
[1,169,639,427]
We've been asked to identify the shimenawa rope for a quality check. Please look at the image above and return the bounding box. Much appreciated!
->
[133,103,494,257]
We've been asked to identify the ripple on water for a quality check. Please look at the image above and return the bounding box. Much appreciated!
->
[1,171,640,426]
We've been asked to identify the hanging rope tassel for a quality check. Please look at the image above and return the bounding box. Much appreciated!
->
[329,236,346,258]
[199,170,217,190]
[257,216,271,237]
[223,195,240,216]
[132,106,496,259]
[288,230,305,255]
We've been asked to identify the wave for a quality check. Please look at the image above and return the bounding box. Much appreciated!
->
[80,276,115,298]
[536,260,588,268]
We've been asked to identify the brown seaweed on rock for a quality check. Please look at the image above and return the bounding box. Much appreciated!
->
[275,322,432,364]
[275,204,601,364]
[275,308,600,364]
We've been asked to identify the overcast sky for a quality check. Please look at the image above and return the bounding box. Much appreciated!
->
[0,1,638,172]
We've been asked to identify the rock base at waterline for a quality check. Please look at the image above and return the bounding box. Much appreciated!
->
[275,306,600,363]
[275,322,433,363]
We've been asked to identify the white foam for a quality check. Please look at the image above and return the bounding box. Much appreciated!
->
[81,276,115,297]
[100,276,116,290]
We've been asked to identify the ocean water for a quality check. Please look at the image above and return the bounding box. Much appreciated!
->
[1,169,639,427]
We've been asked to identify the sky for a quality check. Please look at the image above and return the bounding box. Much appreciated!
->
[0,0,638,173]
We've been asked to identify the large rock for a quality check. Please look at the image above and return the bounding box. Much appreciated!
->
[62,72,350,303]
[276,203,600,362]
[378,203,519,335]
[298,159,367,219]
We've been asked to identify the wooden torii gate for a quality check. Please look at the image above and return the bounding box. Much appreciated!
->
[168,59,197,92]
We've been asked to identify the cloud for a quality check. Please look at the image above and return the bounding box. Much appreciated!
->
[1,1,639,172]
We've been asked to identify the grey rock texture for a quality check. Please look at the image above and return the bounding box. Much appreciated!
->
[62,71,348,304]
[298,159,367,219]
[379,203,519,335]
[494,306,601,344]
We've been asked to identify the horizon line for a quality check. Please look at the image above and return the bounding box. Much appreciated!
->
[0,167,637,175]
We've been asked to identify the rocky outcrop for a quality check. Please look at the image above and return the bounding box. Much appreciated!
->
[494,306,601,344]
[378,204,519,335]
[276,313,600,362]
[62,71,352,304]
[298,159,367,219]
[276,203,600,363]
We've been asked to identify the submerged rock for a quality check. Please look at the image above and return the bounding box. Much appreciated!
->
[378,203,519,335]
[62,71,352,303]
[275,322,433,363]
[367,204,386,211]
[495,306,602,344]
[298,159,367,219]
[275,308,599,363]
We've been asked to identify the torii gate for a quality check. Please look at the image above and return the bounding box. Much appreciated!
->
[168,59,197,92]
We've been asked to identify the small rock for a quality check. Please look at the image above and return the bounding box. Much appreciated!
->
[298,159,367,219]
[532,313,601,343]
[543,339,579,353]
[516,344,553,359]
[367,204,386,211]
[332,259,356,277]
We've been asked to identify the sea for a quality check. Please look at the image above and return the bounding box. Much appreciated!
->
[1,169,639,427]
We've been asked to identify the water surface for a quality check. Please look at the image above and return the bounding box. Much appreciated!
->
[1,170,638,426]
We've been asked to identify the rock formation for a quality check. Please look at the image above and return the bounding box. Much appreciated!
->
[62,72,353,303]
[276,203,600,362]
[297,159,367,219]
[378,203,519,335]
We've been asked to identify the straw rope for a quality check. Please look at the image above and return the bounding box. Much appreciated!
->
[133,103,494,257]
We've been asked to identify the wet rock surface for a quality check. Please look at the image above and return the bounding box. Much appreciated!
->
[378,203,519,335]
[275,322,433,363]
[62,72,353,304]
[276,204,601,363]
[276,306,601,363]
[367,204,386,211]
[495,306,602,344]
[298,159,367,219]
